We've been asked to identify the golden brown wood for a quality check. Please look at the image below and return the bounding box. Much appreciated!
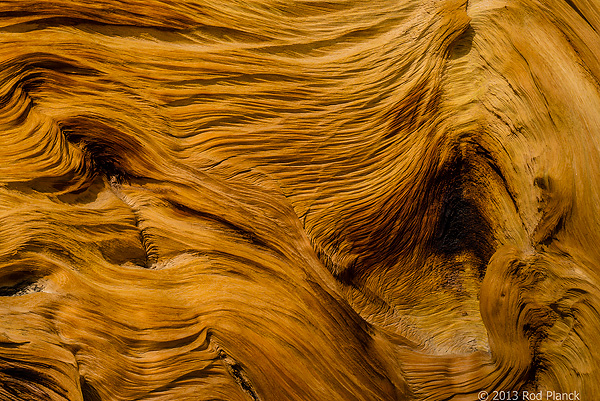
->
[1,0,599,399]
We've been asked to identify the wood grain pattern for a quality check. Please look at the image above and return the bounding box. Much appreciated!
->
[1,0,599,399]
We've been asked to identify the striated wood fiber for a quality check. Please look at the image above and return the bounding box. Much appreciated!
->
[1,0,599,399]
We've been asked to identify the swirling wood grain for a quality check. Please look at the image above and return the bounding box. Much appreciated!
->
[1,0,599,399]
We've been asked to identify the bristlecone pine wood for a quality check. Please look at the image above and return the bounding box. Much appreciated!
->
[1,0,599,400]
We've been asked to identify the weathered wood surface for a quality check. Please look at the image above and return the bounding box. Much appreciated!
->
[1,0,599,399]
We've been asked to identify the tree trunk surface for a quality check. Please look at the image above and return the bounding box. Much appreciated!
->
[1,0,599,400]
